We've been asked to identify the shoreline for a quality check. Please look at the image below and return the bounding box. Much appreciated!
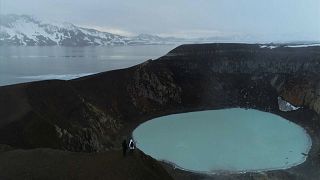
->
[156,107,320,180]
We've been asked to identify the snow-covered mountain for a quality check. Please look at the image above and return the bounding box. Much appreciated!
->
[0,14,181,46]
[3,14,317,46]
[128,33,186,45]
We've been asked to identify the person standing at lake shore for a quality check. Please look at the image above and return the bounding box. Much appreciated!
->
[129,138,135,154]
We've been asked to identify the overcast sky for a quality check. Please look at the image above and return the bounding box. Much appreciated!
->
[1,0,320,41]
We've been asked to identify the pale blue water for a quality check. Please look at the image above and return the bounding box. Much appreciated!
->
[133,108,311,173]
[0,45,176,86]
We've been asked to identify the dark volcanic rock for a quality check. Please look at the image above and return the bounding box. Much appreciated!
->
[0,43,319,179]
[0,148,173,180]
[0,43,319,152]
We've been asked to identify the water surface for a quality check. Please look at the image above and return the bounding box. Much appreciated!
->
[133,108,311,173]
[0,45,176,86]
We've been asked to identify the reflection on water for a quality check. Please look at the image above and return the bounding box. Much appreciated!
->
[0,45,176,86]
[133,108,312,174]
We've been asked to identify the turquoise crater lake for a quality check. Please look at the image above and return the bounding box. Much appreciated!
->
[133,108,312,173]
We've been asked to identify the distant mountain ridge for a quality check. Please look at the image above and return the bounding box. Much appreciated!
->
[1,14,319,46]
[0,14,185,46]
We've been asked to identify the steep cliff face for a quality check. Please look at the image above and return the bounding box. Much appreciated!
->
[0,80,122,152]
[0,43,319,153]
[167,44,319,74]
[276,75,320,114]
[162,44,320,114]
[126,60,182,113]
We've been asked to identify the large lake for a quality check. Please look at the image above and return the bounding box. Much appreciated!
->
[0,45,176,86]
[133,108,311,174]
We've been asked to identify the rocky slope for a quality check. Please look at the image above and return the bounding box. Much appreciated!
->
[0,147,173,180]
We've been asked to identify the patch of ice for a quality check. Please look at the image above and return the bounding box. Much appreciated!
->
[18,73,95,80]
[285,44,320,48]
[278,97,301,112]
[260,45,278,49]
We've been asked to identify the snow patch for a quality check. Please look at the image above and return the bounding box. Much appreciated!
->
[278,97,301,112]
[285,44,320,48]
[18,73,95,80]
[259,45,278,49]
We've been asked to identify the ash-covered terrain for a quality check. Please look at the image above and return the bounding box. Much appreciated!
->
[0,43,319,179]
